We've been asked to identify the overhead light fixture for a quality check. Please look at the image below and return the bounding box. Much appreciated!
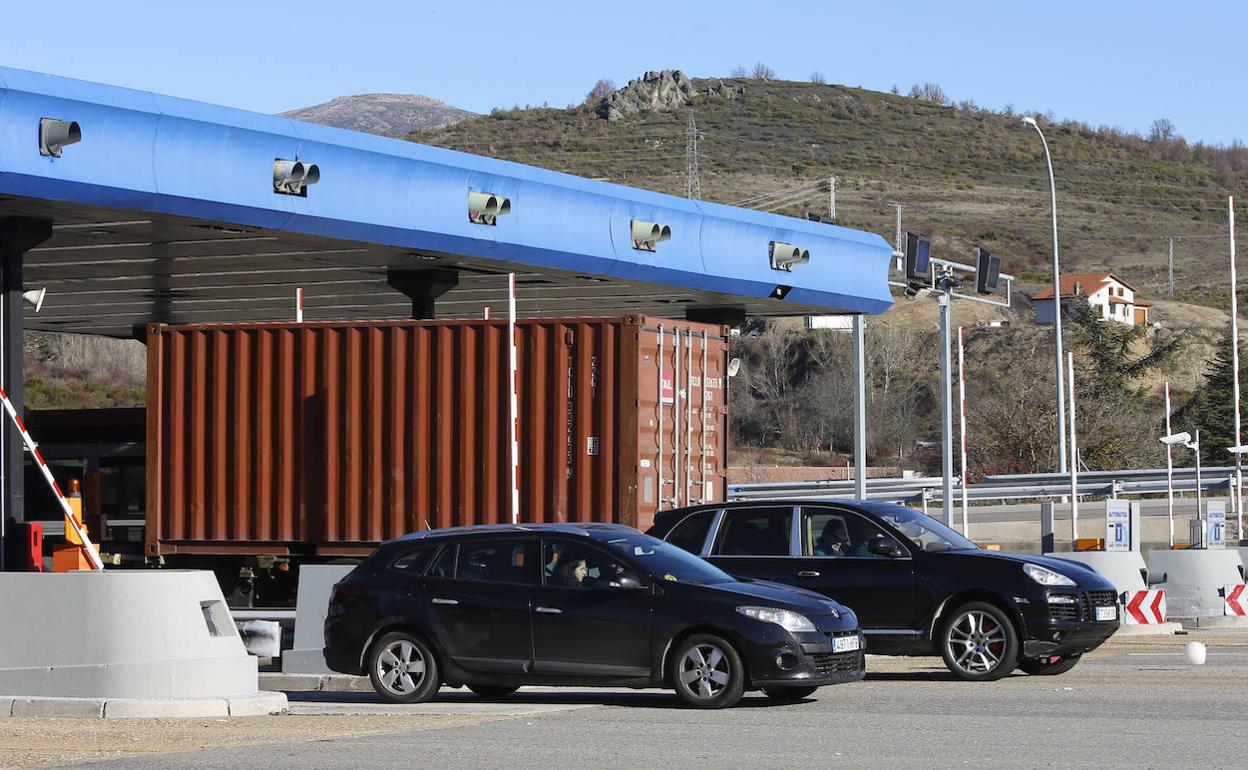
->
[273,159,320,196]
[468,191,511,225]
[631,220,672,252]
[22,288,46,313]
[39,118,81,157]
[769,241,810,272]
[1159,431,1194,448]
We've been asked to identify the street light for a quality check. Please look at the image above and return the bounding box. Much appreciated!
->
[1022,116,1068,477]
[1161,431,1201,540]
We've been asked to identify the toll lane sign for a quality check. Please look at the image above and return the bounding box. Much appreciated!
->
[1105,501,1130,552]
[1207,501,1226,550]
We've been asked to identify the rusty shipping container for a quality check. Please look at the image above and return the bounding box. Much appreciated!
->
[146,316,728,557]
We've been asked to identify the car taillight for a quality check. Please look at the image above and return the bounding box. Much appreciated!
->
[329,581,363,606]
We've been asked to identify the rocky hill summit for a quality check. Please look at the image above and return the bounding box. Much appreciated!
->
[595,70,742,121]
[281,93,474,136]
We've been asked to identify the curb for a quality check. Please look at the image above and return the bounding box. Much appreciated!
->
[261,673,373,693]
[1172,615,1248,629]
[0,691,288,718]
[1114,622,1184,636]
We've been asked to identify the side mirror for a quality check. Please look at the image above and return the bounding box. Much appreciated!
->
[867,538,904,558]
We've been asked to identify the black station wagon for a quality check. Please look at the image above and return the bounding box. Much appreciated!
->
[649,500,1119,680]
[324,523,866,708]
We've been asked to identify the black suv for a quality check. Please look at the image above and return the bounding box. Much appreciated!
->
[649,500,1120,681]
[324,523,865,708]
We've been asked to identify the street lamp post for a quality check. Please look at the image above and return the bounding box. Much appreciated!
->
[1022,116,1069,476]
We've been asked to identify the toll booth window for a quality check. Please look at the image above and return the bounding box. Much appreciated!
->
[665,510,717,554]
[712,507,793,556]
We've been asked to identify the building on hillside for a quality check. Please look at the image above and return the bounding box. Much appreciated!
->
[1033,272,1151,326]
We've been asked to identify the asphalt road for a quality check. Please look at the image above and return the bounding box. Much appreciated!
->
[60,634,1248,770]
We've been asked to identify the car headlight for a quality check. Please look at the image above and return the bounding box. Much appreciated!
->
[1024,563,1076,587]
[736,606,817,633]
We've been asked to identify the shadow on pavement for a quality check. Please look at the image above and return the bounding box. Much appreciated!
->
[286,689,804,709]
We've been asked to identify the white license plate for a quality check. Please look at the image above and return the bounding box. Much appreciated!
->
[1095,606,1117,622]
[833,635,860,653]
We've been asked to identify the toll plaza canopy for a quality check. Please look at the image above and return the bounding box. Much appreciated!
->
[0,66,894,338]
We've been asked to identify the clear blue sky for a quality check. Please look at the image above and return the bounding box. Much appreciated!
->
[4,1,1244,146]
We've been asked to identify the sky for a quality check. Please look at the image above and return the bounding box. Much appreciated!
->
[2,1,1244,146]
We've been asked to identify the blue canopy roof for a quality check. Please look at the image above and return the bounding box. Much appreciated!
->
[0,66,893,334]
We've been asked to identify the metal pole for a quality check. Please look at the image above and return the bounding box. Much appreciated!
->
[958,326,969,536]
[1168,237,1175,297]
[852,314,867,500]
[1024,118,1068,475]
[1165,382,1175,548]
[1229,196,1243,541]
[507,273,519,524]
[1194,429,1202,532]
[939,280,954,526]
[1068,351,1078,547]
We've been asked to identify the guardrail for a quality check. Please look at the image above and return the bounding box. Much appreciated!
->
[727,467,1239,505]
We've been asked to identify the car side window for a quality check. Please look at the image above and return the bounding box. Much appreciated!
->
[542,540,638,590]
[802,508,902,558]
[426,544,456,579]
[390,546,435,574]
[455,539,536,585]
[712,507,793,556]
[665,510,717,555]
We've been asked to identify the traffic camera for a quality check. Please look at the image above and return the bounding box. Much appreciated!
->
[273,159,320,196]
[468,191,511,225]
[769,241,810,272]
[39,118,81,157]
[631,220,672,252]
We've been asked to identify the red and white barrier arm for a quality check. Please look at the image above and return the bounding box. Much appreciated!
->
[0,386,104,570]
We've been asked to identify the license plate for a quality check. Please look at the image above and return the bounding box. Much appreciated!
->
[1095,606,1117,622]
[833,635,860,653]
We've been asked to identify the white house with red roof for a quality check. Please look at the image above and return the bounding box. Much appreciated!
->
[1033,272,1151,326]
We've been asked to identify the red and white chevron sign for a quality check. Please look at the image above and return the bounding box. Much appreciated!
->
[1122,590,1166,625]
[1224,585,1248,617]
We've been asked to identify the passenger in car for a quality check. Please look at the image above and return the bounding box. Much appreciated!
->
[814,519,849,556]
[560,558,589,587]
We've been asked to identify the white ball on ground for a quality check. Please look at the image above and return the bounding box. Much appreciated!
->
[1184,641,1207,665]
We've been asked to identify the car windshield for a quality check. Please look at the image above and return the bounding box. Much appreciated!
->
[599,532,735,585]
[860,502,979,552]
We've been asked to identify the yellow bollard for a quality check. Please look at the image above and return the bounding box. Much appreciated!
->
[65,477,87,546]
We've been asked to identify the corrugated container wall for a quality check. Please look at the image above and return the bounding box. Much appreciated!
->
[146,316,727,556]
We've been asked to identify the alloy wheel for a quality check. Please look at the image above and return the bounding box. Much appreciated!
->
[375,639,427,697]
[678,642,732,700]
[946,610,1007,675]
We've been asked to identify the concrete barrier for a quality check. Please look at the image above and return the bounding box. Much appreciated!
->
[0,570,287,715]
[1145,550,1248,624]
[282,564,357,674]
[1053,552,1147,592]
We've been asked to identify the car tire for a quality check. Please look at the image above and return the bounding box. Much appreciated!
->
[467,685,520,699]
[367,630,440,704]
[761,685,819,702]
[670,633,746,709]
[938,601,1019,681]
[1019,655,1081,676]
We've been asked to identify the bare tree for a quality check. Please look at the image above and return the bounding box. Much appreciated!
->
[585,79,615,104]
[809,71,826,84]
[890,84,901,95]
[751,62,777,80]
[1148,118,1176,143]
[729,65,748,78]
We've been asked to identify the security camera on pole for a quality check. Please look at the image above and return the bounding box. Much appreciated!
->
[898,234,1012,528]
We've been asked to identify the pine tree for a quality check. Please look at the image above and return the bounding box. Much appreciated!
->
[1175,323,1246,466]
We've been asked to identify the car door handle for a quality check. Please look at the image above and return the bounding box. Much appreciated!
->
[431,598,459,606]
[534,606,562,614]
[797,571,821,579]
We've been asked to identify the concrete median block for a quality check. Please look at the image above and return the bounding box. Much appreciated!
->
[227,691,288,716]
[12,697,105,718]
[0,697,12,716]
[103,698,230,718]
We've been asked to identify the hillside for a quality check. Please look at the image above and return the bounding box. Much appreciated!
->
[416,73,1248,308]
[281,93,474,136]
